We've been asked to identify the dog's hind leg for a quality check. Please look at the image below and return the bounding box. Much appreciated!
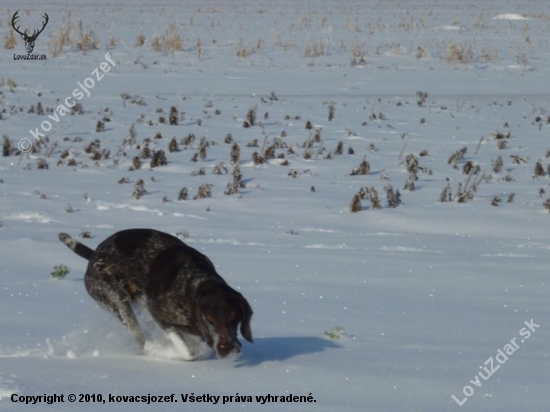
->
[84,271,146,348]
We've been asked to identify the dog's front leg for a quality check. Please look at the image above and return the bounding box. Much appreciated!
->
[164,327,207,361]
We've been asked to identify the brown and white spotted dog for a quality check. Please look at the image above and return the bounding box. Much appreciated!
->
[58,229,253,360]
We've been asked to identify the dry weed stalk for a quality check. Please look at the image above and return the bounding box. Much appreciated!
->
[351,157,370,175]
[132,179,148,199]
[152,23,183,53]
[194,184,213,200]
[446,43,474,64]
[4,29,16,49]
[350,194,362,213]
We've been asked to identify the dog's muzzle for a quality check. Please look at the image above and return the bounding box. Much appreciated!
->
[216,337,241,358]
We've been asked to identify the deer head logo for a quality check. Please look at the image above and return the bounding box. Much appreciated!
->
[12,11,49,54]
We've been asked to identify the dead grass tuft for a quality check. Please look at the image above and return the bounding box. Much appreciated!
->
[152,23,183,53]
[446,43,474,64]
[4,29,16,49]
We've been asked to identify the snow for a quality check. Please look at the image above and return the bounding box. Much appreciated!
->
[1,0,549,411]
[492,14,529,21]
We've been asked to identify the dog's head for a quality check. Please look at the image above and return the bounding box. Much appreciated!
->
[196,284,253,358]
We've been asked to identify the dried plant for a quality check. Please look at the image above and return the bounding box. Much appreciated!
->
[132,179,148,199]
[76,29,100,51]
[178,187,188,201]
[403,172,416,191]
[416,91,428,107]
[139,146,151,159]
[510,155,527,165]
[198,144,207,160]
[128,123,137,143]
[462,161,480,175]
[151,23,183,53]
[96,120,105,133]
[4,28,17,49]
[79,231,93,238]
[182,133,196,148]
[493,131,511,140]
[405,153,419,179]
[446,43,474,64]
[264,144,277,160]
[385,185,400,208]
[245,105,257,127]
[492,156,503,173]
[358,187,370,200]
[350,194,362,213]
[351,157,370,175]
[168,138,179,152]
[439,181,452,202]
[191,167,206,176]
[150,150,167,167]
[252,151,265,165]
[369,187,381,209]
[194,184,213,200]
[213,162,228,174]
[85,139,101,154]
[534,161,545,177]
[328,101,335,121]
[224,173,240,195]
[231,142,240,164]
[455,181,476,203]
[2,136,13,156]
[37,158,49,169]
[135,31,145,47]
[448,147,467,165]
[169,106,179,125]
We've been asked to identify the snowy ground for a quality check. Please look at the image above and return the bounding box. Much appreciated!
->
[0,1,549,411]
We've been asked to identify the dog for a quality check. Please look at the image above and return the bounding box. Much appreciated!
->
[58,228,253,360]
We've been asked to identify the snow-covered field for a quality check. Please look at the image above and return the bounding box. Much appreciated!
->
[1,1,549,410]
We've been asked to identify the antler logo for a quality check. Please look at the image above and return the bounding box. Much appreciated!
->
[12,10,49,54]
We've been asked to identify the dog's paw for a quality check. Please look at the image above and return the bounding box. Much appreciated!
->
[188,342,211,361]
[165,330,195,360]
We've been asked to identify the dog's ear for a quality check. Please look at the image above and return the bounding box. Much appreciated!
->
[239,294,253,343]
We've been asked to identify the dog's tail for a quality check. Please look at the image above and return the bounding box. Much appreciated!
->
[58,233,94,261]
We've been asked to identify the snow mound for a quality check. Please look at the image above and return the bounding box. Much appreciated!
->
[6,212,52,224]
[493,13,528,20]
[0,376,18,400]
[0,387,17,401]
